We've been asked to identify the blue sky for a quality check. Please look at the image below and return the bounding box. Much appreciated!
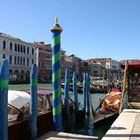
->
[0,0,140,60]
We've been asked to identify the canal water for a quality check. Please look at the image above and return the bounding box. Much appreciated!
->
[68,93,118,140]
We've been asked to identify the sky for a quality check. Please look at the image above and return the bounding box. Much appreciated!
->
[0,0,140,61]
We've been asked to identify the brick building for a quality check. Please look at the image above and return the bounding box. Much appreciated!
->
[34,42,66,82]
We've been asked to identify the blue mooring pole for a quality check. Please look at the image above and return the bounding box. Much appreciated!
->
[82,73,87,112]
[86,73,90,114]
[30,64,38,140]
[64,67,70,128]
[73,71,78,115]
[0,59,9,140]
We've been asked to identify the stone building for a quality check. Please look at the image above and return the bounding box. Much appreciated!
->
[0,33,37,83]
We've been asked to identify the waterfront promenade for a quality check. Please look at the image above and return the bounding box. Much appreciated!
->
[102,109,140,140]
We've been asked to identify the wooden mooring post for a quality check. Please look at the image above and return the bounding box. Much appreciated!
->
[0,59,9,140]
[64,67,70,128]
[30,64,38,140]
[119,60,128,113]
[82,73,87,112]
[73,71,79,116]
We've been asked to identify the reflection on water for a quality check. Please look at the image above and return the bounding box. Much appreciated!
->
[68,93,117,140]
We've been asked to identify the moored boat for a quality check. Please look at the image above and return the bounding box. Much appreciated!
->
[92,88,121,125]
[8,90,30,122]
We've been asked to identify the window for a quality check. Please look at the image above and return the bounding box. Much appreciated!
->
[27,47,29,54]
[32,48,34,55]
[21,45,22,52]
[20,57,22,65]
[23,46,26,53]
[15,44,17,51]
[27,58,29,66]
[18,45,20,52]
[23,57,25,65]
[3,41,6,49]
[32,59,34,64]
[17,56,19,65]
[14,56,16,65]
[9,55,12,64]
[10,42,12,50]
[3,54,5,59]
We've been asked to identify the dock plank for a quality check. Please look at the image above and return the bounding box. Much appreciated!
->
[37,131,98,140]
[102,109,140,140]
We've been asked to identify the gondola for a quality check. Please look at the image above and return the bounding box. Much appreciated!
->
[91,88,121,126]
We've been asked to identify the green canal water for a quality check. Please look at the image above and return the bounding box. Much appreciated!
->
[68,93,117,140]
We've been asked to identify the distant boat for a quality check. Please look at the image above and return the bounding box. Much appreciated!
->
[61,82,83,93]
[61,83,107,93]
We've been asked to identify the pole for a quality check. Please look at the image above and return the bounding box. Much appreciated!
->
[50,17,63,131]
[30,64,38,140]
[82,73,86,112]
[86,73,90,114]
[119,60,128,113]
[0,59,9,140]
[73,71,78,115]
[64,67,70,128]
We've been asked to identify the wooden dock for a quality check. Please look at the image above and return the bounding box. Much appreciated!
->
[37,131,98,140]
[102,109,140,140]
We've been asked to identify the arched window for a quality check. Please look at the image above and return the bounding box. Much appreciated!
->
[27,47,29,54]
[10,42,12,50]
[3,41,6,49]
[15,44,17,51]
[9,55,12,64]
[14,56,17,65]
[32,48,34,55]
[3,54,6,59]
[32,59,34,64]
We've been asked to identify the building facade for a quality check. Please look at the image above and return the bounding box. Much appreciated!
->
[87,58,121,82]
[89,63,104,80]
[106,60,121,82]
[0,33,37,83]
[33,42,52,82]
[65,54,82,81]
[34,42,66,82]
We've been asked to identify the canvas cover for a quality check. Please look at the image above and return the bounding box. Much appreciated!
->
[8,90,30,109]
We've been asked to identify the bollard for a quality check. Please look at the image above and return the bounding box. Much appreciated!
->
[0,59,9,140]
[50,17,63,131]
[64,67,70,128]
[30,64,38,140]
